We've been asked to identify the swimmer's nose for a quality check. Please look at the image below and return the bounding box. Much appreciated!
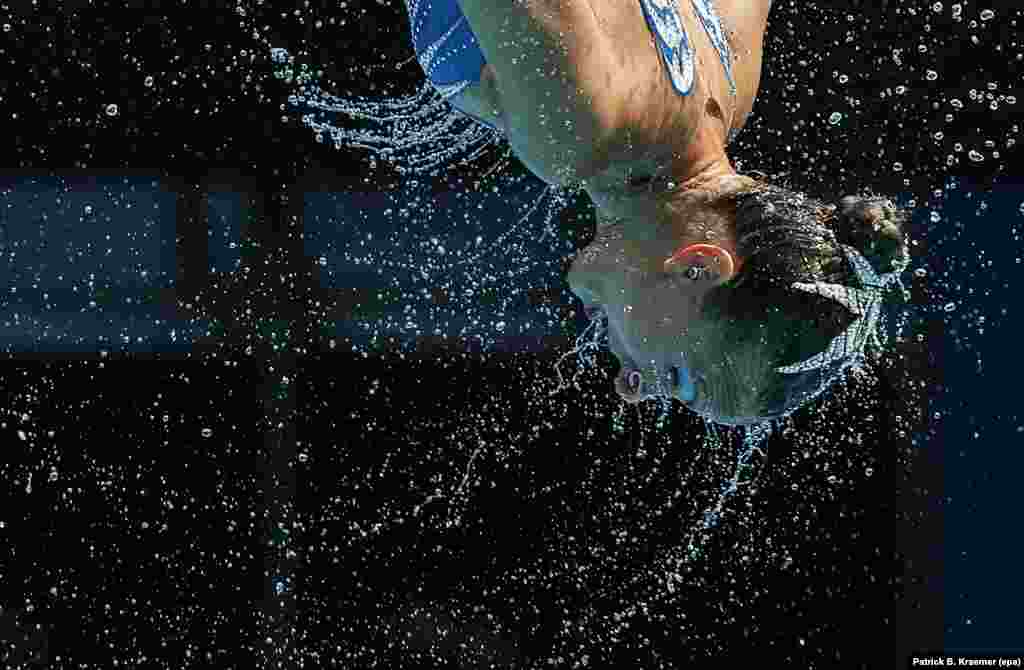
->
[615,366,649,404]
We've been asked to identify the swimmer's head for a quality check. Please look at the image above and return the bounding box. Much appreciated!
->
[569,172,911,426]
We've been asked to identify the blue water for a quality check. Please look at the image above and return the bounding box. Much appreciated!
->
[1,173,1021,652]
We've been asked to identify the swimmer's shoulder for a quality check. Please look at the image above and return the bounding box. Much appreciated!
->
[571,0,772,145]
[713,0,773,139]
[452,0,649,186]
[450,0,771,186]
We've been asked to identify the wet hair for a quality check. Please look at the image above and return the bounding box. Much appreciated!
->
[688,177,911,425]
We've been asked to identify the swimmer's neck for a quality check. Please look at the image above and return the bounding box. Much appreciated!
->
[580,105,739,230]
[584,150,739,237]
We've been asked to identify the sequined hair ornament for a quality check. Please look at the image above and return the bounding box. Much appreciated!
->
[782,224,911,426]
[779,238,911,375]
[729,189,913,421]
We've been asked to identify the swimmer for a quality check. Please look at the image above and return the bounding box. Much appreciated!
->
[405,0,911,426]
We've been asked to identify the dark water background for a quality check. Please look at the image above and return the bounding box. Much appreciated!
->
[0,0,1021,667]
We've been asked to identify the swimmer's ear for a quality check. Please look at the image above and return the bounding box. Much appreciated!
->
[663,243,738,286]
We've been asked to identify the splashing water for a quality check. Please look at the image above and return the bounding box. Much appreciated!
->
[272,35,780,566]
[271,47,499,175]
[547,307,779,570]
[270,44,587,349]
[264,21,877,657]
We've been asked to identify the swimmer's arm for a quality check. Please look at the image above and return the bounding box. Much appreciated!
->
[455,0,623,182]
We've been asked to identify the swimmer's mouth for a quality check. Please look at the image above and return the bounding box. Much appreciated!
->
[668,364,702,407]
[623,362,703,408]
[583,303,705,408]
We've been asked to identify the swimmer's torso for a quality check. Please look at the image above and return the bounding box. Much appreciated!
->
[408,0,770,190]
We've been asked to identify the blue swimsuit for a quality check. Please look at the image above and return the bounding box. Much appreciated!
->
[404,0,737,135]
